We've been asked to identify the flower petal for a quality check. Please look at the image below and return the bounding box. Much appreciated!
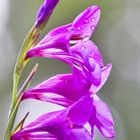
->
[71,40,103,67]
[11,131,57,140]
[26,30,71,60]
[90,63,112,94]
[71,40,103,86]
[63,127,93,140]
[12,95,93,139]
[22,74,90,104]
[89,94,115,138]
[72,5,101,41]
[67,95,93,126]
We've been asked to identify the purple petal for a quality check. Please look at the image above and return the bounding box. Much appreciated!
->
[12,95,93,139]
[71,41,103,86]
[35,0,59,28]
[63,127,93,140]
[67,95,93,126]
[89,94,115,138]
[90,63,112,94]
[22,74,90,105]
[71,40,104,67]
[26,31,71,60]
[11,132,57,140]
[46,24,72,37]
[72,5,101,41]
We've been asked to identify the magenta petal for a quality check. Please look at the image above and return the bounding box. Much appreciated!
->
[64,127,93,140]
[71,40,104,67]
[11,132,57,140]
[71,41,103,86]
[46,23,72,37]
[72,5,101,41]
[26,30,71,60]
[89,94,115,138]
[90,63,112,94]
[22,74,90,104]
[67,95,93,126]
[12,95,93,140]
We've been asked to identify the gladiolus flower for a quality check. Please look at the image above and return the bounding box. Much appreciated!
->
[11,4,116,140]
[11,95,94,140]
[21,63,115,138]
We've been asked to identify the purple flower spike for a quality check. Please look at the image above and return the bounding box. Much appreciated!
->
[17,3,115,139]
[11,95,94,140]
[35,0,59,28]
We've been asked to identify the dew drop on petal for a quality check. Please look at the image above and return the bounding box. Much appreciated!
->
[91,18,95,22]
[84,19,89,23]
[77,27,81,30]
[91,26,95,31]
[81,45,86,50]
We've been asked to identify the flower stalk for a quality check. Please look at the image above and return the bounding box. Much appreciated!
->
[4,1,115,140]
[4,64,38,140]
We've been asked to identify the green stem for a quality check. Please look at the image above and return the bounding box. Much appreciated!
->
[4,97,21,140]
[9,26,36,117]
[4,24,41,140]
[4,64,38,140]
[10,74,20,117]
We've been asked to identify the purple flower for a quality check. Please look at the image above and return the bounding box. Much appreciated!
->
[27,5,102,86]
[26,40,103,87]
[14,4,116,139]
[35,0,59,28]
[21,63,115,138]
[42,5,101,42]
[11,95,94,140]
[22,64,112,104]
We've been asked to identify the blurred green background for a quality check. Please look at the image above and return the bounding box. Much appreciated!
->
[0,0,140,139]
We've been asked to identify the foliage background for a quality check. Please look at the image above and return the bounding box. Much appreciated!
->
[0,0,140,139]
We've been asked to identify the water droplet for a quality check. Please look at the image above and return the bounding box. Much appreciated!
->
[84,19,89,23]
[67,27,72,31]
[77,27,81,30]
[91,18,95,22]
[91,26,95,31]
[81,45,85,50]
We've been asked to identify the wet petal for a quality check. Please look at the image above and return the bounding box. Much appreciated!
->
[72,5,101,41]
[71,40,103,67]
[71,41,103,86]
